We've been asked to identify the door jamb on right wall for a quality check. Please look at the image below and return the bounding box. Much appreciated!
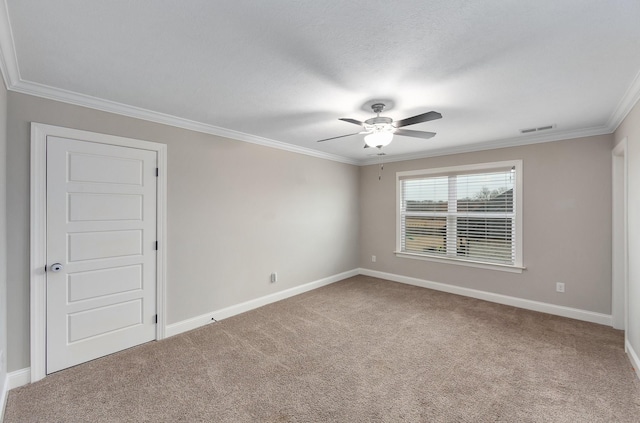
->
[612,137,628,337]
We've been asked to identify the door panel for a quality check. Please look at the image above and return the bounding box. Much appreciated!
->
[67,230,143,261]
[69,193,143,221]
[68,300,143,342]
[47,136,157,373]
[67,265,142,302]
[69,153,144,184]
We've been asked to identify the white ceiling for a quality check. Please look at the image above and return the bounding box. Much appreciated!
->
[2,1,640,164]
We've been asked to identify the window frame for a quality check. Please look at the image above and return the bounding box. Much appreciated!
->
[395,160,524,273]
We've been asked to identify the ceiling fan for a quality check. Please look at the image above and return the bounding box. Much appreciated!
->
[317,103,442,148]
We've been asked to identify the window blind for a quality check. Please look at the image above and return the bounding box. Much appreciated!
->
[400,167,516,265]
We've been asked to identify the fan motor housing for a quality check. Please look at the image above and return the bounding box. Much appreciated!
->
[364,116,394,132]
[365,117,393,125]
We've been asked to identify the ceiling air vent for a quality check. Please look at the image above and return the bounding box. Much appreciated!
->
[520,124,556,134]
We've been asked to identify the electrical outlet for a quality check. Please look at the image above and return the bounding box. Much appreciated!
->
[270,272,277,283]
[556,282,565,293]
[371,255,376,263]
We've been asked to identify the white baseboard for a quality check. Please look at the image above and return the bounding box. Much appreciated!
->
[166,268,613,338]
[359,268,613,326]
[165,269,359,338]
[7,368,30,390]
[0,368,30,422]
[626,339,640,381]
[0,373,6,423]
[9,267,617,400]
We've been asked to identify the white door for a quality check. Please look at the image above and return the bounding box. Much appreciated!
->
[46,136,158,373]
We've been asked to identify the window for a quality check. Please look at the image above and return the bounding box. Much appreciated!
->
[396,160,523,272]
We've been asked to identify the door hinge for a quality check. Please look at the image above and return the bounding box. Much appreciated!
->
[154,241,158,250]
[156,168,159,177]
[154,314,158,324]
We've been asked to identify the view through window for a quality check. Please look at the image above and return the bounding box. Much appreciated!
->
[397,161,521,268]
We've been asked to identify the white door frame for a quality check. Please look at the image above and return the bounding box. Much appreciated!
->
[612,138,628,334]
[30,123,168,382]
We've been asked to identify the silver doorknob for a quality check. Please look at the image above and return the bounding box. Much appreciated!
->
[50,263,63,272]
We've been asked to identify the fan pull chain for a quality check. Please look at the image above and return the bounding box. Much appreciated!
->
[378,153,384,180]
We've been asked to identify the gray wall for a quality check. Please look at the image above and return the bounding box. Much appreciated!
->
[2,88,625,374]
[614,100,640,359]
[0,76,7,391]
[359,135,614,313]
[6,92,361,371]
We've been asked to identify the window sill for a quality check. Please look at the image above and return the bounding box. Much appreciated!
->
[394,251,526,274]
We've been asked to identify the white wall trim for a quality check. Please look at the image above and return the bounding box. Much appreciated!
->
[626,339,640,381]
[166,269,359,338]
[0,20,621,172]
[5,77,618,168]
[9,79,359,166]
[0,368,29,422]
[0,374,6,423]
[29,123,47,383]
[8,268,626,399]
[0,0,20,89]
[0,68,622,170]
[167,267,614,340]
[30,123,168,383]
[359,126,612,165]
[612,138,628,331]
[0,41,623,170]
[359,268,613,326]
[6,368,29,390]
[608,68,640,132]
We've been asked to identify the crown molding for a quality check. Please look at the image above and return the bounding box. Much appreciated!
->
[9,79,359,165]
[3,73,621,169]
[358,125,613,166]
[607,68,640,132]
[0,0,19,89]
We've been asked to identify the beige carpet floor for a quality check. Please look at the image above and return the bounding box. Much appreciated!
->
[5,275,640,422]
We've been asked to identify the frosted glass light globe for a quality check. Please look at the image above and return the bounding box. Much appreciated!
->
[364,131,393,148]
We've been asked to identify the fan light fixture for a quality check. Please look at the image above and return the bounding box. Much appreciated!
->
[364,131,394,148]
[316,102,442,148]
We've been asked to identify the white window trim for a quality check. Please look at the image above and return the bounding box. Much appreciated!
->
[395,160,524,273]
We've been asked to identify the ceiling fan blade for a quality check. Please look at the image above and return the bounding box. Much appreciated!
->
[394,111,442,128]
[394,129,437,139]
[339,118,364,126]
[317,132,362,142]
